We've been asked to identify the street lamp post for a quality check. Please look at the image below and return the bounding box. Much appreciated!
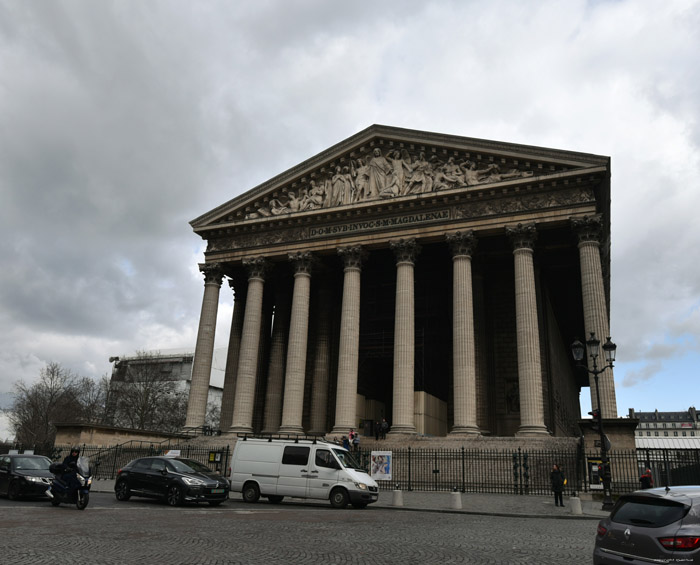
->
[571,332,617,511]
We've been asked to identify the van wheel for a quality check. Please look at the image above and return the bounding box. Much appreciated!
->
[330,487,349,509]
[268,495,284,504]
[242,483,260,503]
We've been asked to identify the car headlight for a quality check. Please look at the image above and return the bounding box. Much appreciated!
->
[182,477,205,486]
[354,482,368,490]
[26,476,45,483]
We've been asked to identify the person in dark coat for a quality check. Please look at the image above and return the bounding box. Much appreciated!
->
[640,468,653,489]
[550,463,566,507]
[61,447,82,495]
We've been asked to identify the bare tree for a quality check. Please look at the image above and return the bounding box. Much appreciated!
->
[9,363,83,446]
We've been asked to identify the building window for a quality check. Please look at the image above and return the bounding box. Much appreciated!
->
[674,431,678,436]
[664,431,668,436]
[683,431,687,437]
[647,432,651,436]
[655,432,659,436]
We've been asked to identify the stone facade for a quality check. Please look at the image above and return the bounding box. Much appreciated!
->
[185,125,616,439]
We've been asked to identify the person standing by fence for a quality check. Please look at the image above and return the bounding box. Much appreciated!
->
[639,468,653,489]
[550,463,566,508]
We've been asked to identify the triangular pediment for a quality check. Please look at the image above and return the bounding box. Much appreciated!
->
[191,125,609,235]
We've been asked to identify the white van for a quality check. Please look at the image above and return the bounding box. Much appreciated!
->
[230,437,378,509]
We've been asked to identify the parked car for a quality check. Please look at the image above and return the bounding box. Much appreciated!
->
[594,486,700,564]
[0,454,53,500]
[114,456,229,506]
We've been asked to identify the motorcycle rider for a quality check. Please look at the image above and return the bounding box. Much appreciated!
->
[59,447,82,498]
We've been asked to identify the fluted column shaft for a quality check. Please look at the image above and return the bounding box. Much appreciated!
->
[262,284,291,433]
[219,278,246,431]
[447,232,480,436]
[331,246,364,435]
[230,257,268,433]
[389,239,419,435]
[573,215,617,418]
[185,264,223,429]
[279,253,314,434]
[309,277,333,434]
[507,224,549,436]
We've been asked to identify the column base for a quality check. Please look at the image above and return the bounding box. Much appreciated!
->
[278,426,304,435]
[387,425,416,435]
[229,425,253,434]
[449,426,481,436]
[330,426,352,436]
[516,425,550,437]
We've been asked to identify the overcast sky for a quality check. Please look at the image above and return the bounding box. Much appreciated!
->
[1,0,699,441]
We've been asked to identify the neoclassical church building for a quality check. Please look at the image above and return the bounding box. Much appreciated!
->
[184,125,616,439]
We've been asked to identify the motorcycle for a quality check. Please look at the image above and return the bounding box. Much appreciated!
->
[47,456,92,510]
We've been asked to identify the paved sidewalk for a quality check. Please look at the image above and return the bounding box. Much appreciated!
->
[92,479,608,519]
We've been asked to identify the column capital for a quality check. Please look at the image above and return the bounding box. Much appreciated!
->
[506,223,537,251]
[390,238,420,264]
[227,274,248,300]
[200,263,224,286]
[446,230,477,257]
[242,256,270,281]
[571,214,603,244]
[337,245,366,270]
[288,251,315,275]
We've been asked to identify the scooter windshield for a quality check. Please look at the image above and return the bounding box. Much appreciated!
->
[76,456,90,476]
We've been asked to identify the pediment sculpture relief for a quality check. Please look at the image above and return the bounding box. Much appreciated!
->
[245,148,534,219]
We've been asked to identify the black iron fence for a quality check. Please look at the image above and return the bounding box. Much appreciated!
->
[3,441,698,497]
[355,446,700,496]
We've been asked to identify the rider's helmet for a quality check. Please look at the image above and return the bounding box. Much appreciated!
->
[70,446,80,456]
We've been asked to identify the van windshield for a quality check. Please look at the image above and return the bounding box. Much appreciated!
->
[332,449,365,472]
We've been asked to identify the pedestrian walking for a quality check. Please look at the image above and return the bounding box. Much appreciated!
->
[352,431,360,452]
[381,418,389,439]
[550,463,566,508]
[342,436,350,450]
[374,421,380,441]
[639,468,653,489]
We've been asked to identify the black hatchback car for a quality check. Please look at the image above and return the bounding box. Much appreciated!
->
[594,486,700,564]
[0,454,53,500]
[114,456,229,506]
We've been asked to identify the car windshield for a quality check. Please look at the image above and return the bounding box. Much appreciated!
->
[170,458,213,474]
[611,496,689,528]
[332,449,364,471]
[14,456,51,471]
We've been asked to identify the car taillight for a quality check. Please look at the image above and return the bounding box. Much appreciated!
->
[596,524,608,537]
[658,536,700,550]
[116,469,122,475]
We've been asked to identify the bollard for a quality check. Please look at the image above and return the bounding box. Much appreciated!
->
[569,496,582,515]
[392,489,404,507]
[449,490,462,510]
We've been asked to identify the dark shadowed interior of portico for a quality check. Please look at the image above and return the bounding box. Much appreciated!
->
[240,224,587,438]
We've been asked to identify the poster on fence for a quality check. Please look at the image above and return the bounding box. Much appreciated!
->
[370,451,392,481]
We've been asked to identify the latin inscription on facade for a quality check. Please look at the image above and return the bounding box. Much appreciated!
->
[309,210,450,237]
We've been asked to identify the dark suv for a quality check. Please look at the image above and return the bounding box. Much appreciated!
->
[594,486,700,564]
[114,456,229,506]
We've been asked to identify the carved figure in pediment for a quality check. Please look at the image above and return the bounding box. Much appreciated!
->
[405,152,433,194]
[301,179,325,210]
[383,149,412,197]
[328,165,355,206]
[433,156,464,191]
[367,148,392,199]
[483,165,534,183]
[352,158,370,202]
[269,191,302,215]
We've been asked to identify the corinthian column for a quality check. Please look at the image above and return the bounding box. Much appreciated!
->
[389,238,419,435]
[185,263,223,429]
[279,252,314,434]
[261,280,291,434]
[447,232,480,436]
[506,224,549,436]
[229,257,269,434]
[572,215,617,418]
[309,273,333,435]
[331,246,365,435]
[219,275,246,431]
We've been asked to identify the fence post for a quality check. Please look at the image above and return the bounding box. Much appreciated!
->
[523,451,529,495]
[512,450,519,495]
[461,447,466,493]
[408,447,413,491]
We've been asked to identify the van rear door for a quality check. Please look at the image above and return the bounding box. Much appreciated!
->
[277,445,310,497]
[307,447,339,500]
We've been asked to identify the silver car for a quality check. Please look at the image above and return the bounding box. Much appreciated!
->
[594,486,700,564]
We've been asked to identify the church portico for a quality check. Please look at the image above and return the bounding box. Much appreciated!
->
[186,125,614,440]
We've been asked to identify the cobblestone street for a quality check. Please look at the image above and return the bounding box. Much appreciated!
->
[2,494,596,564]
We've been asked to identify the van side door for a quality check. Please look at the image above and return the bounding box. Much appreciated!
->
[277,446,310,498]
[307,448,339,500]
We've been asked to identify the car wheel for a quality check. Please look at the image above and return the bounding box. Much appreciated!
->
[330,487,349,509]
[115,480,131,501]
[208,500,224,506]
[242,482,260,503]
[268,495,284,504]
[167,484,183,507]
[351,502,367,509]
[7,481,21,501]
